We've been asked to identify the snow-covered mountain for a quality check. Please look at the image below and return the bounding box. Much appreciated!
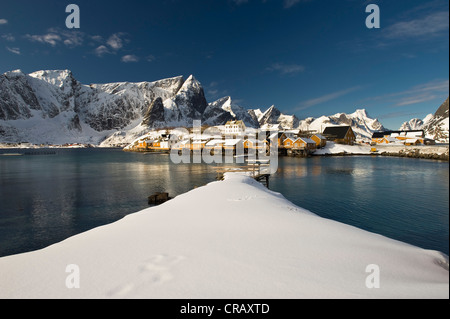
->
[254,105,299,130]
[3,68,430,146]
[0,70,259,145]
[400,97,449,143]
[203,96,259,128]
[0,69,186,144]
[399,118,428,131]
[297,109,385,141]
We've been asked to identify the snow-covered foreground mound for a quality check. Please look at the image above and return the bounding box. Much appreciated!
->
[0,173,448,299]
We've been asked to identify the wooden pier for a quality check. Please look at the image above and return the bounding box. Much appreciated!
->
[215,159,271,188]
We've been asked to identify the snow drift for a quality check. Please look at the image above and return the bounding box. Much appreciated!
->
[0,173,447,299]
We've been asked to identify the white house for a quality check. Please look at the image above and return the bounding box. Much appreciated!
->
[224,120,246,136]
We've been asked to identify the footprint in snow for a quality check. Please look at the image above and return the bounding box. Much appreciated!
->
[107,254,185,297]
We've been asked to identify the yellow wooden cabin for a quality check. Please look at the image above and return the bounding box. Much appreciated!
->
[282,137,295,149]
[311,134,327,148]
[244,139,268,150]
[293,137,317,150]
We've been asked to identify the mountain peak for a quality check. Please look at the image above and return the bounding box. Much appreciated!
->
[28,69,76,88]
[434,97,449,118]
[3,69,25,78]
[352,109,369,118]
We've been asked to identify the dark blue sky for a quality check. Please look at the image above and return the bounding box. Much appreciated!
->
[1,0,448,129]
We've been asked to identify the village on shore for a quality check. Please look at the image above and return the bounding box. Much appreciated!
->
[1,120,447,161]
[124,120,442,156]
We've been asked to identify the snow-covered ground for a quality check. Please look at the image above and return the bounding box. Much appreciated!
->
[376,144,450,156]
[0,173,447,299]
[314,142,449,157]
[314,142,372,155]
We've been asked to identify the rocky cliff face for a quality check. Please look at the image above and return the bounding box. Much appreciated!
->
[399,118,426,131]
[423,97,449,142]
[203,96,259,128]
[0,70,195,143]
[0,70,263,144]
[399,97,449,143]
[2,68,428,146]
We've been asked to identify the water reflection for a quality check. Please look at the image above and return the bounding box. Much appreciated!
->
[1,150,448,257]
[271,156,449,255]
[0,149,222,257]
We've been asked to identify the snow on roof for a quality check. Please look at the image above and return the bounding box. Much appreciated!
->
[313,134,326,139]
[297,137,316,144]
[206,139,225,146]
[406,132,423,138]
[224,139,243,146]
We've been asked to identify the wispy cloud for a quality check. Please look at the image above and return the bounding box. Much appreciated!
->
[107,33,128,50]
[1,33,15,42]
[22,28,139,61]
[284,0,301,8]
[383,11,449,40]
[295,86,363,111]
[377,110,424,120]
[267,62,305,75]
[25,28,84,48]
[25,32,60,46]
[367,79,449,107]
[121,54,139,63]
[0,19,7,25]
[283,0,312,9]
[94,45,111,57]
[6,46,20,55]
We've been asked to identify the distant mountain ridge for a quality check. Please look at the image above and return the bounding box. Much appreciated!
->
[0,69,446,145]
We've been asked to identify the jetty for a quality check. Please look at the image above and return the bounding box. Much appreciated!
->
[215,159,271,188]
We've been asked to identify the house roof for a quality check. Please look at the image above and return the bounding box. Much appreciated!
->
[313,134,326,140]
[283,137,295,143]
[225,120,245,126]
[372,130,424,139]
[322,126,352,139]
[224,139,243,146]
[206,139,225,146]
[296,137,316,144]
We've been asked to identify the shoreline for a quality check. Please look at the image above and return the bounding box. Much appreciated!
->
[310,142,449,161]
[0,172,448,299]
[310,151,449,161]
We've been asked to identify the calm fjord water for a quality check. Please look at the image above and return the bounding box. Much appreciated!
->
[0,148,448,257]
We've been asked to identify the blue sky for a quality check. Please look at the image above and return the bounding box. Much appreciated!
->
[0,0,448,129]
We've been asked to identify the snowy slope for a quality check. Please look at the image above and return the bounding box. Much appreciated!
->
[1,70,265,145]
[298,109,385,141]
[399,98,449,143]
[0,70,186,145]
[256,105,299,130]
[203,96,259,128]
[0,173,447,299]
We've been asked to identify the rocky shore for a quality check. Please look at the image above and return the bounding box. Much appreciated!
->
[376,145,449,161]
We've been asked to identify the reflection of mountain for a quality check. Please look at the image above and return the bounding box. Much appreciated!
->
[400,97,449,143]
